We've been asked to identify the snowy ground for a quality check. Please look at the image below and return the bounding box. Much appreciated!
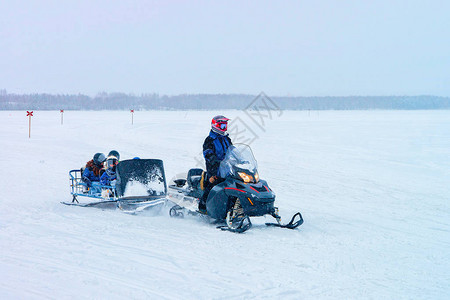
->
[1,110,449,299]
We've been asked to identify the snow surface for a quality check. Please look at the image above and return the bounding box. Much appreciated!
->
[1,110,449,299]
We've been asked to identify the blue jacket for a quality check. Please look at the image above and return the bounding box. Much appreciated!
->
[100,171,116,186]
[82,168,100,182]
[203,130,232,176]
[82,160,102,186]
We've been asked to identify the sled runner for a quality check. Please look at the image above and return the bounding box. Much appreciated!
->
[62,159,168,212]
[168,144,304,233]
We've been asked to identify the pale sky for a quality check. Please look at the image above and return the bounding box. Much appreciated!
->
[1,0,449,96]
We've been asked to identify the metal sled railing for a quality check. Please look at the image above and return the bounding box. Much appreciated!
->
[69,169,116,201]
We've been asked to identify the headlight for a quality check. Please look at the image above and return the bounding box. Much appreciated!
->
[238,172,253,183]
[254,171,259,183]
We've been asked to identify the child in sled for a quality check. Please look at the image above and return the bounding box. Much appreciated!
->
[82,152,106,195]
[100,152,120,199]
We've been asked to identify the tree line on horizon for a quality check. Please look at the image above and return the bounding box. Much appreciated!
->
[0,92,449,110]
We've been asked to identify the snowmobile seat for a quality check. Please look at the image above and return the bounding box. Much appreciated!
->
[187,168,203,189]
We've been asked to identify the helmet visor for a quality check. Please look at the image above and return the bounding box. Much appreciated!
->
[98,153,106,163]
[218,122,227,130]
[105,158,119,169]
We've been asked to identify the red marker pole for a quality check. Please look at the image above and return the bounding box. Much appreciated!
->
[27,111,33,138]
[130,109,134,125]
[60,109,64,125]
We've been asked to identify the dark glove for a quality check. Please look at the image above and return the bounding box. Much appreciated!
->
[83,177,92,187]
[209,176,218,183]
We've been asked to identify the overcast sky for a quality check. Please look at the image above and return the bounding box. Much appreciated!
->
[1,0,449,96]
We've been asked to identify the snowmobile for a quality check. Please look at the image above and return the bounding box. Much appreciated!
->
[62,159,168,213]
[168,144,304,233]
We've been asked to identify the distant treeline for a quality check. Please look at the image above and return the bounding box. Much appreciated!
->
[1,91,449,110]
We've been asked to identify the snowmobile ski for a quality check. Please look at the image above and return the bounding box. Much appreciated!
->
[265,212,304,229]
[117,198,166,214]
[60,200,118,208]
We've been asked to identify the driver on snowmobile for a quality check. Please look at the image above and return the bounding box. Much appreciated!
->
[198,115,232,212]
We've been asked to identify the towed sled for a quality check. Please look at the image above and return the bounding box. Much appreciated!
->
[62,159,168,213]
[168,144,304,233]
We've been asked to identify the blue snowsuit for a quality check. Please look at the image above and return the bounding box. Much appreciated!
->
[82,160,103,187]
[199,130,232,209]
[100,171,116,186]
[203,130,232,177]
[82,168,100,183]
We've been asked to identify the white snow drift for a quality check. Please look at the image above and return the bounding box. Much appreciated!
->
[0,110,449,299]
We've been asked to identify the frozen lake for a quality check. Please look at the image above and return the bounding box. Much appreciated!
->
[1,110,449,299]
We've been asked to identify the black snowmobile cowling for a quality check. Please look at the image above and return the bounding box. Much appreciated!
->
[206,178,275,220]
[206,144,274,220]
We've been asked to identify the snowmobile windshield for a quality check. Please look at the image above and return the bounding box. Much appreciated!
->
[218,144,258,178]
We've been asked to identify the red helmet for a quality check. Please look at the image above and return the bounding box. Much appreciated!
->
[211,115,230,135]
